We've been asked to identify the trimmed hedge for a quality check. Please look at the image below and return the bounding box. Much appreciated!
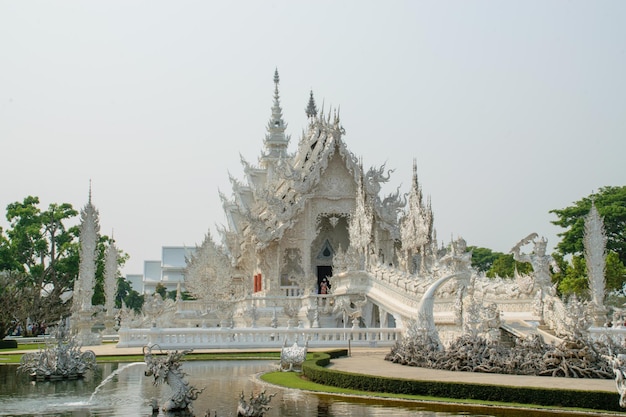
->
[0,340,18,349]
[302,353,623,412]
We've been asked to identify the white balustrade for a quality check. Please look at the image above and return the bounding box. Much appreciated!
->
[280,286,303,297]
[117,326,403,349]
[587,326,626,345]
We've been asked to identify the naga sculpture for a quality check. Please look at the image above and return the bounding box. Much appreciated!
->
[410,273,464,348]
[143,345,204,413]
[237,390,276,417]
[364,163,393,196]
[605,353,626,408]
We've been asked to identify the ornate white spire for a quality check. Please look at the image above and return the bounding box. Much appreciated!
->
[185,232,234,304]
[76,186,100,312]
[400,160,434,254]
[104,237,119,316]
[585,201,607,313]
[262,68,290,160]
[349,165,373,260]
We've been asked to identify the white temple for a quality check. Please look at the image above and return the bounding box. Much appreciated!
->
[112,70,608,349]
[180,69,441,329]
[200,73,431,291]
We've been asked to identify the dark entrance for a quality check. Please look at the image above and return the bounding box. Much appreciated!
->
[317,265,333,294]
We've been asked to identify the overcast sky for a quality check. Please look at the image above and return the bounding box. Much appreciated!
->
[1,1,624,276]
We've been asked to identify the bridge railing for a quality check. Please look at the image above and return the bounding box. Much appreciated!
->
[117,326,403,350]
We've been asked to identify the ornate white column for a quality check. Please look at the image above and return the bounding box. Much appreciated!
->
[71,188,102,346]
[585,202,608,326]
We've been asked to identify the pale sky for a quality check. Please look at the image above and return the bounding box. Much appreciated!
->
[1,1,625,276]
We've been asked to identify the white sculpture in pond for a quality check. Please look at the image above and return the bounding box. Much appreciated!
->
[280,340,308,372]
[143,346,204,413]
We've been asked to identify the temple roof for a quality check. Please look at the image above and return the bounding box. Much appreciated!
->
[220,71,415,257]
[222,73,362,250]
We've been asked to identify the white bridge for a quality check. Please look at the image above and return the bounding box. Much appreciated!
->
[331,267,539,326]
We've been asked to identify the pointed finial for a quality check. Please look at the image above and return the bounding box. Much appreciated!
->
[305,90,317,118]
[264,68,289,155]
[88,179,93,204]
[333,108,340,125]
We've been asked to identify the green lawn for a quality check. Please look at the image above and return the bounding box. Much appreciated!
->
[260,370,616,414]
[0,346,281,365]
[96,351,281,363]
[262,370,509,404]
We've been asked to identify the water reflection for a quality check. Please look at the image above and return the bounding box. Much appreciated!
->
[0,360,591,417]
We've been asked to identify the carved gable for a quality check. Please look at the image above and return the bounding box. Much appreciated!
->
[315,150,357,200]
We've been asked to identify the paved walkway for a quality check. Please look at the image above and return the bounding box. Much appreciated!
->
[6,344,618,393]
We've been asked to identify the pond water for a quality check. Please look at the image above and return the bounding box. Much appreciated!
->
[0,360,581,417]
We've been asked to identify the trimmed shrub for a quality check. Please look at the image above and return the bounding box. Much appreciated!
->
[302,353,622,412]
[0,339,18,349]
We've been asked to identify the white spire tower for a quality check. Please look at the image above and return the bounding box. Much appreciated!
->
[585,201,608,326]
[104,235,119,316]
[77,183,100,312]
[72,182,102,345]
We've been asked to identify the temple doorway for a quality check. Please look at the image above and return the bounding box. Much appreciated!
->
[317,265,332,294]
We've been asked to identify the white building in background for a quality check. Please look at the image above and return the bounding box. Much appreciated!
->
[128,246,196,294]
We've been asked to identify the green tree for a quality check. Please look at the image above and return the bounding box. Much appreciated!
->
[162,289,193,301]
[0,271,23,339]
[550,186,626,296]
[116,277,144,312]
[0,196,129,332]
[0,227,21,271]
[550,186,626,264]
[91,236,129,307]
[606,251,626,295]
[3,196,79,328]
[557,255,590,297]
[181,291,195,301]
[486,253,533,278]
[155,283,167,299]
[468,246,503,274]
